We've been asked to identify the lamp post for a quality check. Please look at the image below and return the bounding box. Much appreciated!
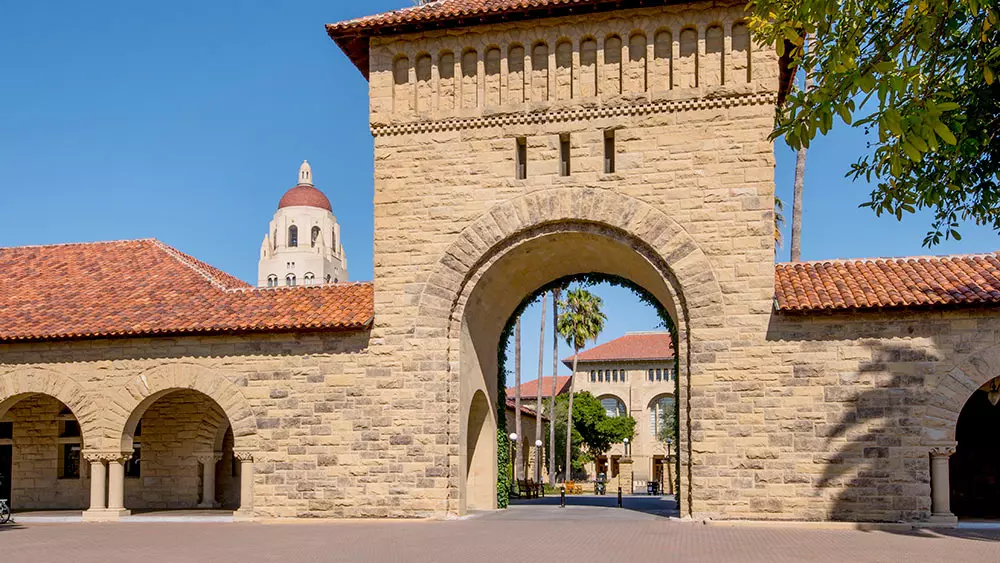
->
[664,437,674,496]
[623,437,630,458]
[534,440,543,483]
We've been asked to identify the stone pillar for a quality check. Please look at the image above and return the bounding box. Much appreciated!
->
[234,451,255,521]
[106,454,131,517]
[82,452,130,522]
[618,458,634,494]
[661,459,674,495]
[84,454,106,512]
[197,454,223,509]
[929,446,958,525]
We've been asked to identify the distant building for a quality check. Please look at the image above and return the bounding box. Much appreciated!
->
[257,161,348,287]
[564,332,675,490]
[505,376,572,403]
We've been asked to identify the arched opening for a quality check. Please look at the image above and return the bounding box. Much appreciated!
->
[311,226,321,248]
[951,376,1000,519]
[465,390,494,512]
[119,389,240,512]
[0,394,89,512]
[288,225,298,248]
[454,219,688,515]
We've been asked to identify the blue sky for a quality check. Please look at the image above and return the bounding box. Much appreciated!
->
[2,1,997,383]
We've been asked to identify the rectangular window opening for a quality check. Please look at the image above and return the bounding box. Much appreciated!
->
[604,129,616,173]
[559,134,571,177]
[515,137,528,179]
[59,443,81,479]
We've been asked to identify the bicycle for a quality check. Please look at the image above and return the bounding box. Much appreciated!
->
[0,498,10,525]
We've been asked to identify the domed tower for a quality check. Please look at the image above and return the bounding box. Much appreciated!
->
[258,161,348,287]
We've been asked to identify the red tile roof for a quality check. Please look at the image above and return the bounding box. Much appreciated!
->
[774,253,1000,313]
[328,0,692,78]
[0,239,373,342]
[562,332,674,366]
[506,376,572,399]
[505,398,549,421]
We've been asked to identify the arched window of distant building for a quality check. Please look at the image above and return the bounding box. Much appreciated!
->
[326,274,332,284]
[304,272,315,285]
[649,395,675,437]
[311,226,321,248]
[286,274,296,287]
[288,225,298,248]
[599,395,626,418]
[272,229,277,251]
[267,274,278,288]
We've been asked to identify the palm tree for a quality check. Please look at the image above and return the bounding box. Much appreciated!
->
[534,295,547,483]
[775,196,786,250]
[790,33,813,262]
[514,317,522,482]
[549,288,560,486]
[557,288,607,482]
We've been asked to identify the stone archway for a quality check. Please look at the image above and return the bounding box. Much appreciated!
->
[414,188,726,517]
[111,364,258,453]
[0,369,105,450]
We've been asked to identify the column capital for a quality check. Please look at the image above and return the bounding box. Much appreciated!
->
[930,445,957,458]
[233,450,255,462]
[197,453,224,465]
[83,451,131,463]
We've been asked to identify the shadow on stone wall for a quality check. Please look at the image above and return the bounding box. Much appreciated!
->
[766,313,951,522]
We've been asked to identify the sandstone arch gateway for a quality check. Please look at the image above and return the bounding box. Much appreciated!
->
[5,0,1000,524]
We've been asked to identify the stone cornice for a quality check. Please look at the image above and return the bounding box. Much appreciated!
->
[370,93,778,137]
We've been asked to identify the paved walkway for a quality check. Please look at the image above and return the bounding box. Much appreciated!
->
[1,502,998,562]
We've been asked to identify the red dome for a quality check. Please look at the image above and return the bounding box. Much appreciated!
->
[278,185,332,212]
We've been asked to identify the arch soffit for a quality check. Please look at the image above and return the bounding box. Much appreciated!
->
[111,364,258,452]
[415,187,724,339]
[0,368,106,447]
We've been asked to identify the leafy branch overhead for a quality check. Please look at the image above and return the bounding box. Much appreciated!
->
[748,0,1000,246]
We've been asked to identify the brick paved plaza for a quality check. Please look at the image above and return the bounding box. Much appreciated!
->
[2,498,998,563]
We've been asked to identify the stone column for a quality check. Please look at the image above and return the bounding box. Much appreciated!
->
[197,453,223,509]
[234,451,255,521]
[84,454,106,512]
[106,453,131,517]
[618,458,634,495]
[929,446,958,525]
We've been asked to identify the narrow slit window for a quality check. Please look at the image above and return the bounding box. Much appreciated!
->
[604,130,616,173]
[559,134,571,177]
[515,137,527,179]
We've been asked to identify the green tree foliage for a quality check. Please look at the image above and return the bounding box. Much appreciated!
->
[551,392,636,478]
[658,404,676,445]
[748,0,1000,245]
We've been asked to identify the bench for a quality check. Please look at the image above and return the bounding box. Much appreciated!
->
[517,479,543,499]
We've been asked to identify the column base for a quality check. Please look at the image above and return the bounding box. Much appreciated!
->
[196,501,221,509]
[925,513,959,526]
[82,508,132,522]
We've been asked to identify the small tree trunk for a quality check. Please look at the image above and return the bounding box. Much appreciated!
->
[514,317,523,481]
[549,289,559,486]
[790,34,812,263]
[564,349,578,482]
[535,296,547,483]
